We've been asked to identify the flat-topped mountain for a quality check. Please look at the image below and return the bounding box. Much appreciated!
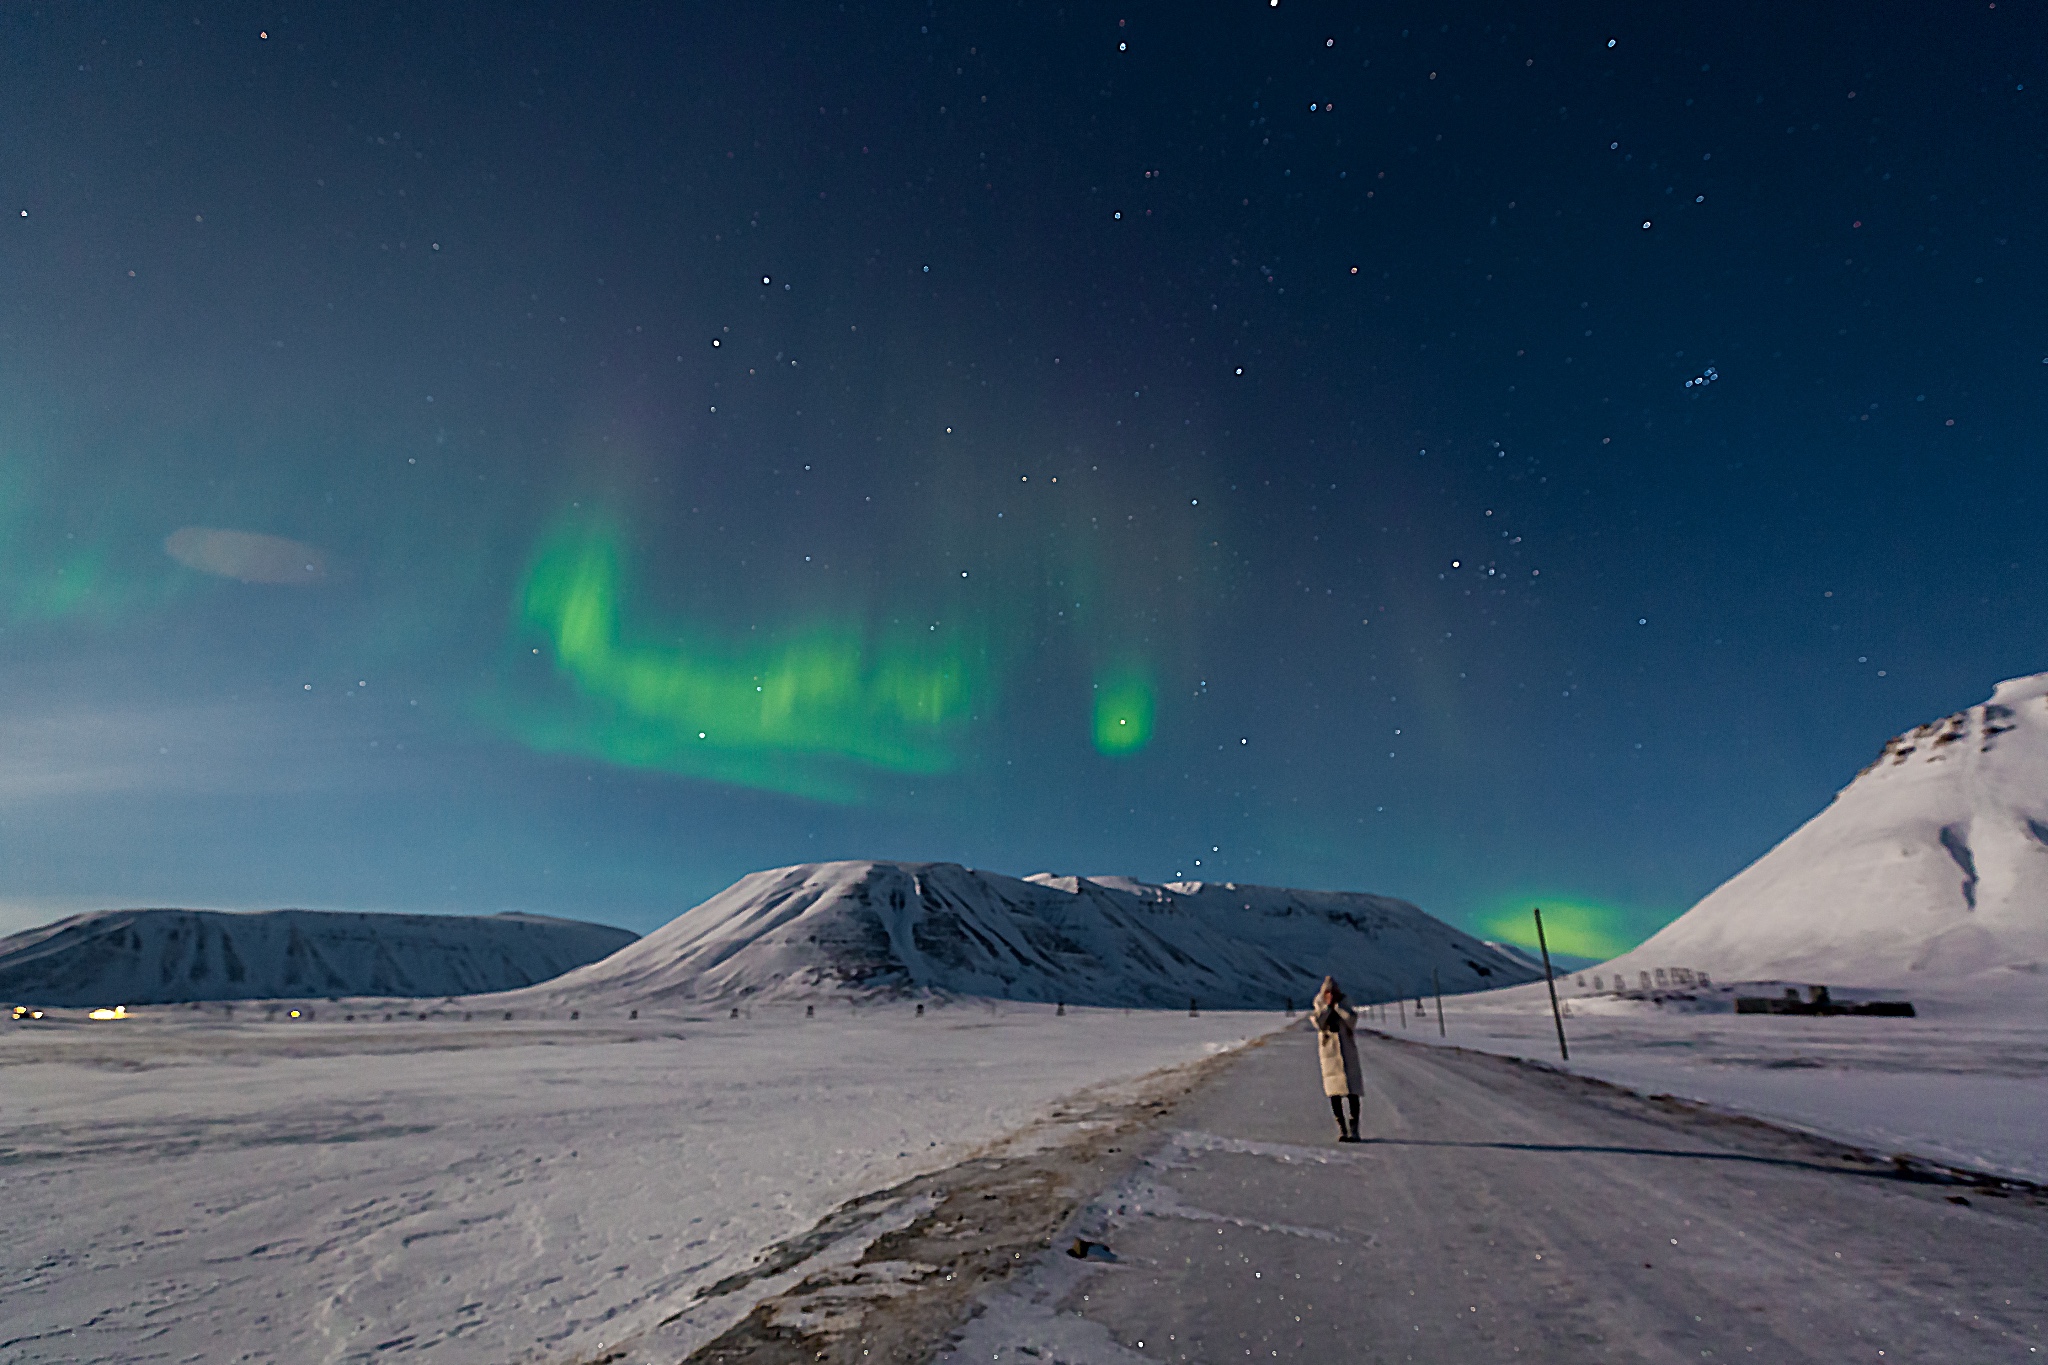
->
[491,860,1539,1009]
[0,907,638,1006]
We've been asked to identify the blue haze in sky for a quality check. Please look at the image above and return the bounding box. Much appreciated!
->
[1,1,2043,954]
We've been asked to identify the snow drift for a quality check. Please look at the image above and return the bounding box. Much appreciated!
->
[492,860,1539,1009]
[1587,672,2048,1005]
[0,907,638,1006]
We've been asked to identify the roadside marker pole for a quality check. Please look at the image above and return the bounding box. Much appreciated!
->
[1432,969,1445,1037]
[1398,998,1407,1029]
[1534,906,1570,1061]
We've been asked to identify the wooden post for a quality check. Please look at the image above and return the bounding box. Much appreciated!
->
[1432,969,1445,1037]
[1534,906,1570,1061]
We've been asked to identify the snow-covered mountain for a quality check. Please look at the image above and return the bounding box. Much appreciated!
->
[1485,941,1547,975]
[489,860,1539,1009]
[0,908,638,1006]
[1587,673,2048,1005]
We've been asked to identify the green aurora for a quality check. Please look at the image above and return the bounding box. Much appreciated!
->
[503,523,989,803]
[1092,666,1156,755]
[0,457,181,625]
[1474,896,1669,961]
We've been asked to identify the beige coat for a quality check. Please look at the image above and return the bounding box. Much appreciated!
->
[1313,998,1362,1096]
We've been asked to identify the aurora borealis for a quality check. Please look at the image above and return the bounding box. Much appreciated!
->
[510,521,980,802]
[2,2,2044,953]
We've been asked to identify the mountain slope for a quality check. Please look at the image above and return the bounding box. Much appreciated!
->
[1590,672,2048,1004]
[494,860,1539,1009]
[0,908,638,1006]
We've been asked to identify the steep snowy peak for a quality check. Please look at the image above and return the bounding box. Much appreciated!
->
[1854,672,2046,782]
[495,860,1539,1009]
[1583,673,2048,1006]
[0,908,639,1007]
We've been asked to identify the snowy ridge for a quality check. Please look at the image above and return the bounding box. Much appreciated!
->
[493,860,1539,1009]
[1586,672,2048,1006]
[0,907,638,1006]
[1484,941,1548,975]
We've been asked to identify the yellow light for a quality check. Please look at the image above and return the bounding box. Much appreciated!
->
[289,1010,301,1018]
[88,1005,129,1021]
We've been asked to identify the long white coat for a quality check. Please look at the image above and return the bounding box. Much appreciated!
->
[1313,998,1362,1096]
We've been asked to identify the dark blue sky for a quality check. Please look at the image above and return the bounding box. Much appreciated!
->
[2,1,2042,954]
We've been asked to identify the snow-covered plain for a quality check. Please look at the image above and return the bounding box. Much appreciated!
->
[0,1003,1282,1364]
[1391,987,2048,1184]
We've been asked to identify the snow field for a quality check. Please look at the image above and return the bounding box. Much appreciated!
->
[1381,991,2048,1184]
[0,1004,1282,1365]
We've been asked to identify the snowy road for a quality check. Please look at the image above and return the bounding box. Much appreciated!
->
[941,1026,2048,1364]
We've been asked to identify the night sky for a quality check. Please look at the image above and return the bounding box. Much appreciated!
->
[3,1,2043,956]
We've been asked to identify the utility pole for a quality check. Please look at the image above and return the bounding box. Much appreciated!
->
[1432,968,1445,1037]
[1534,906,1570,1061]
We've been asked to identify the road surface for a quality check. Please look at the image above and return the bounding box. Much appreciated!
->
[928,1025,2047,1363]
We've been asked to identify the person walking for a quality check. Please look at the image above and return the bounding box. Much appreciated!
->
[1312,975,1363,1142]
